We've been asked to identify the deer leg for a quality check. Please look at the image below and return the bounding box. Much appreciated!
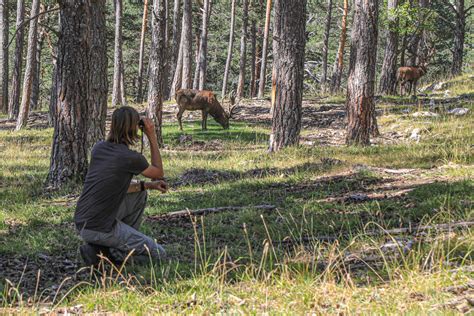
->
[202,110,208,130]
[412,80,417,97]
[177,108,185,131]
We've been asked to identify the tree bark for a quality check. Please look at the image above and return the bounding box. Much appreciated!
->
[180,0,192,89]
[147,0,167,147]
[221,0,236,99]
[167,0,181,99]
[321,0,332,93]
[15,0,40,130]
[345,0,379,146]
[30,5,45,111]
[197,0,211,90]
[8,0,25,119]
[192,24,201,89]
[112,0,126,107]
[329,0,348,94]
[136,0,149,103]
[378,0,399,95]
[257,0,272,99]
[0,0,8,113]
[236,0,249,99]
[249,19,257,97]
[268,0,306,152]
[451,0,465,76]
[47,0,107,189]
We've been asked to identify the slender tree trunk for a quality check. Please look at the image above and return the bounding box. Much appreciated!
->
[321,0,332,92]
[0,0,8,113]
[329,0,348,94]
[30,9,45,111]
[345,0,379,146]
[16,0,40,130]
[112,0,126,107]
[257,0,272,99]
[136,0,149,103]
[221,0,236,99]
[8,0,25,119]
[181,0,192,89]
[451,0,465,76]
[249,19,257,97]
[192,25,200,89]
[198,0,211,90]
[147,0,167,147]
[236,0,249,99]
[254,25,263,97]
[47,0,107,189]
[268,0,306,152]
[167,0,181,99]
[171,30,184,96]
[378,0,399,95]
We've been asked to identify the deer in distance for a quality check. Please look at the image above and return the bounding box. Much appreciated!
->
[397,46,435,97]
[175,89,237,130]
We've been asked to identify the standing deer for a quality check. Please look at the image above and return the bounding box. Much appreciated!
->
[175,89,237,130]
[396,64,427,96]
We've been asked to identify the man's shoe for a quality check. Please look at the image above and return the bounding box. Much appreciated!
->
[80,244,101,266]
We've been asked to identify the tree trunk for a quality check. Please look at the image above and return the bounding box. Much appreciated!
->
[198,0,211,90]
[136,0,149,103]
[249,19,257,97]
[451,0,465,76]
[268,0,306,152]
[221,0,236,99]
[257,0,272,99]
[345,0,379,146]
[15,0,40,130]
[167,0,181,99]
[47,0,107,189]
[192,24,201,89]
[112,0,126,107]
[8,0,25,119]
[236,0,249,99]
[171,31,184,97]
[329,0,348,94]
[0,0,8,113]
[180,0,192,89]
[30,8,45,111]
[147,0,167,147]
[378,0,399,95]
[321,0,332,92]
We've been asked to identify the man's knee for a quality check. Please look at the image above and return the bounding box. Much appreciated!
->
[143,237,166,259]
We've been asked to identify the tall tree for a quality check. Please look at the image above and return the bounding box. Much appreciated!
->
[236,0,249,99]
[257,0,271,99]
[329,0,348,94]
[112,0,126,107]
[47,0,107,189]
[221,0,236,99]
[8,0,25,119]
[378,0,399,95]
[167,0,181,99]
[16,0,40,130]
[249,19,257,97]
[268,0,306,152]
[0,0,8,113]
[30,13,45,112]
[197,0,211,90]
[136,0,149,103]
[180,0,192,89]
[192,22,201,89]
[450,0,467,76]
[321,0,332,92]
[345,0,379,146]
[147,0,167,147]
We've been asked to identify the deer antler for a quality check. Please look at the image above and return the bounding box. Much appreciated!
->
[227,90,239,118]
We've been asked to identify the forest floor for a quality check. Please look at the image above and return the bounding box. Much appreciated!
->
[0,74,473,314]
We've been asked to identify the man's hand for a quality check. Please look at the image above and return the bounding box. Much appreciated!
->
[141,117,157,140]
[146,180,168,193]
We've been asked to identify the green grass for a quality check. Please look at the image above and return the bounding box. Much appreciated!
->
[0,76,473,313]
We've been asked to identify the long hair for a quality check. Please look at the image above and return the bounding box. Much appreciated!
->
[107,106,141,146]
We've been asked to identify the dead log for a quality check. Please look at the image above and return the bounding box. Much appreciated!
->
[148,204,276,220]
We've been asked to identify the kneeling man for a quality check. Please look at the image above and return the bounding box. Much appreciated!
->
[75,106,167,266]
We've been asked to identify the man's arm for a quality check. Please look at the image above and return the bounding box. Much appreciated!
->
[140,118,164,180]
[127,179,168,193]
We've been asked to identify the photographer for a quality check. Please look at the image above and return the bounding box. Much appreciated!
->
[74,106,167,266]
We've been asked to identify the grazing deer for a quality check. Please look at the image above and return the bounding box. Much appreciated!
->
[175,89,237,130]
[396,64,427,97]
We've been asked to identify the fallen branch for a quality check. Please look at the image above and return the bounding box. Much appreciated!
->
[148,204,276,220]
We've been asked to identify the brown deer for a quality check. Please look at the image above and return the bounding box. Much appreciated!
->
[175,89,237,130]
[396,64,427,96]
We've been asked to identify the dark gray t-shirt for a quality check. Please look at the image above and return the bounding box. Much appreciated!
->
[74,141,149,232]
